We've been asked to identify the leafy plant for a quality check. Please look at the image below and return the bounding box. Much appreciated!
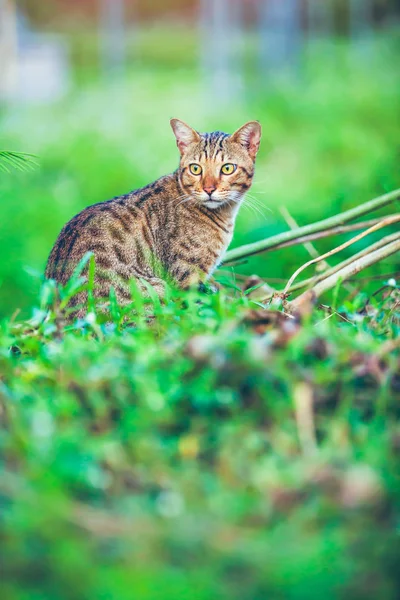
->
[0,274,399,600]
[0,150,38,173]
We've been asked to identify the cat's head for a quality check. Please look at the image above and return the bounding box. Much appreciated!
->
[170,119,261,209]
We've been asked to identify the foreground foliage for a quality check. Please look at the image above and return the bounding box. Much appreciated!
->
[1,277,399,599]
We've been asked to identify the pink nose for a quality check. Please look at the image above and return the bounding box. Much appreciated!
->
[204,186,216,196]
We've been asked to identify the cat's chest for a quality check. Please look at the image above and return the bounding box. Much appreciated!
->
[186,215,233,265]
[156,203,235,276]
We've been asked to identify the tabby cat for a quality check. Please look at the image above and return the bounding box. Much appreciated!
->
[46,119,262,316]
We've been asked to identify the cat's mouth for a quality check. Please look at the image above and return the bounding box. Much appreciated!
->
[187,189,240,209]
[202,192,240,209]
[204,198,223,209]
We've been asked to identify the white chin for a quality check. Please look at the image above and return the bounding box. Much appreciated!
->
[204,199,223,209]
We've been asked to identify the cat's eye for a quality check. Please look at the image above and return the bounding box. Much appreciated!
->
[221,163,237,175]
[189,163,202,175]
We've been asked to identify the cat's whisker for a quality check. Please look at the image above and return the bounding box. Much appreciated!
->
[243,198,269,221]
[173,192,193,206]
[176,195,195,207]
[250,191,269,197]
[247,199,270,215]
[249,194,272,207]
[252,176,270,185]
[246,194,268,209]
[248,204,270,220]
[240,197,258,217]
[244,204,263,221]
[245,193,273,215]
[246,204,263,220]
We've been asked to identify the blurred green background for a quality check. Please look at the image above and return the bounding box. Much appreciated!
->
[1,1,399,318]
[1,4,400,600]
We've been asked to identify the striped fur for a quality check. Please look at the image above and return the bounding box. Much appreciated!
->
[45,119,261,317]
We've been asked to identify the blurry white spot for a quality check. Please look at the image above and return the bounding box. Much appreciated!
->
[16,37,70,104]
[45,342,62,358]
[85,312,97,325]
[31,411,54,438]
[156,491,184,518]
[29,309,48,327]
[341,465,382,508]
[146,392,165,411]
[87,465,112,490]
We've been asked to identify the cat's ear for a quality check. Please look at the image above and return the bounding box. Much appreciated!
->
[170,119,201,156]
[231,121,262,160]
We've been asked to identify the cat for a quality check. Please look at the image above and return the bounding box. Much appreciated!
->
[45,119,262,317]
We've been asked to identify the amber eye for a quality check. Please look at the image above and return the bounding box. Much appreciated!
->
[221,163,237,175]
[189,163,202,175]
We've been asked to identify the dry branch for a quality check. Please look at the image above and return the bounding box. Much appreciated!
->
[271,218,383,251]
[223,188,400,264]
[293,382,317,457]
[283,215,400,294]
[286,232,400,294]
[279,205,354,293]
[290,238,400,309]
[279,206,321,260]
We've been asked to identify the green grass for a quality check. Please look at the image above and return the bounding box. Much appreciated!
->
[1,276,399,599]
[0,29,400,599]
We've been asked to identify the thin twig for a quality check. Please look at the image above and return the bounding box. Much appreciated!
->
[347,272,399,283]
[286,231,400,294]
[225,219,385,264]
[224,188,400,264]
[268,218,386,252]
[290,238,400,309]
[318,304,354,324]
[279,206,354,294]
[283,215,400,295]
[279,206,322,260]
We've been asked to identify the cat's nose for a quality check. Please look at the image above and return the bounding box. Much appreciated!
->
[204,186,216,197]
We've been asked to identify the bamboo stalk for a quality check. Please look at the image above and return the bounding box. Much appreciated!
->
[290,239,400,309]
[223,188,400,264]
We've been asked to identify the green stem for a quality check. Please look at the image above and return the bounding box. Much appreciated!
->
[223,188,400,264]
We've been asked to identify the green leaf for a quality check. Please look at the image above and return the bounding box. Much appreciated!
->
[0,151,39,173]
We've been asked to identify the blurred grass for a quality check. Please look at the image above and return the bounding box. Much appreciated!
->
[1,276,399,599]
[0,29,399,317]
